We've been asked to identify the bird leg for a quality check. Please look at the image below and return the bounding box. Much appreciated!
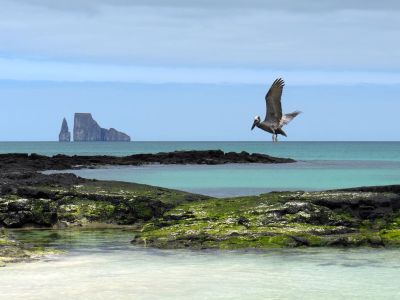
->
[271,135,275,142]
[275,134,278,142]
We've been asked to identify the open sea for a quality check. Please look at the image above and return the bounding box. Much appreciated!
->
[1,141,400,299]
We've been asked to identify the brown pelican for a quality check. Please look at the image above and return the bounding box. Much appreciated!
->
[251,78,301,142]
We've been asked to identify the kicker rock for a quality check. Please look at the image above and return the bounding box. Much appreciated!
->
[58,118,71,142]
[73,113,130,142]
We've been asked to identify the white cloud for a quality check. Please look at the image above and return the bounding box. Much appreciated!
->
[11,0,400,13]
[0,0,399,71]
[1,57,400,85]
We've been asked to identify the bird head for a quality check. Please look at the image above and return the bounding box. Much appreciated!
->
[251,116,261,130]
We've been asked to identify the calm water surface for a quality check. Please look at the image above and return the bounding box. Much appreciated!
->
[1,141,400,161]
[53,160,400,197]
[2,142,400,299]
[1,229,400,300]
[18,141,398,197]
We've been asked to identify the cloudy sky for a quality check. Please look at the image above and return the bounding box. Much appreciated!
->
[0,0,399,140]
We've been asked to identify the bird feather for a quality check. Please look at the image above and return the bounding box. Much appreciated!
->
[280,111,302,127]
[265,78,284,125]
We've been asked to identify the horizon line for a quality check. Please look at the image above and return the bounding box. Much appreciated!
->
[0,140,399,143]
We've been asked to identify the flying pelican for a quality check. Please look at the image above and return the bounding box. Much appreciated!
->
[251,78,301,142]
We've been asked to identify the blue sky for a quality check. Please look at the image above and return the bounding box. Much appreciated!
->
[0,0,399,141]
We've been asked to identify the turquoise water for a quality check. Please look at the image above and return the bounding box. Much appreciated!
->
[1,141,400,161]
[52,160,400,197]
[3,141,400,196]
[2,143,400,298]
[1,229,400,300]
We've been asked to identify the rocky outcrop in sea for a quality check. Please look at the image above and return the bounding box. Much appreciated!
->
[58,118,71,142]
[0,150,295,173]
[73,113,130,142]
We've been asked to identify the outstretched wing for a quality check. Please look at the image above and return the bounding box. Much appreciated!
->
[265,78,284,124]
[280,111,302,127]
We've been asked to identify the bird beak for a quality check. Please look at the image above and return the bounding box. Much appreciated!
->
[251,121,256,130]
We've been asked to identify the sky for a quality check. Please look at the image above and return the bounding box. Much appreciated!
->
[0,0,399,141]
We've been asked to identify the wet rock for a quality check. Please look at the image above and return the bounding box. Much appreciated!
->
[290,236,311,246]
[0,150,295,173]
[0,231,61,266]
[237,216,250,227]
[55,221,69,229]
[165,210,195,221]
[0,185,14,195]
[264,201,335,225]
[327,236,367,247]
[301,192,398,220]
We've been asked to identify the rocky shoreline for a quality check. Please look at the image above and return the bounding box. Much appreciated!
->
[1,150,400,265]
[0,230,62,267]
[132,189,400,249]
[0,150,295,173]
[0,173,207,229]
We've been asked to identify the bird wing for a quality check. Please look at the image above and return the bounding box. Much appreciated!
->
[280,111,302,127]
[265,78,284,125]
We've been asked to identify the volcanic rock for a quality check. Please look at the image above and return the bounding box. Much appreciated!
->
[73,113,130,142]
[58,118,71,142]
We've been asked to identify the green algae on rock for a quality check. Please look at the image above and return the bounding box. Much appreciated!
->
[0,229,62,267]
[0,178,208,228]
[132,191,400,249]
[2,157,400,251]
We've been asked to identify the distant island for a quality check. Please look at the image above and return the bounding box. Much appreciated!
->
[59,113,131,142]
[59,118,71,142]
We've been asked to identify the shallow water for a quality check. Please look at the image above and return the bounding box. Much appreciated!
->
[48,160,400,197]
[6,141,400,196]
[2,229,400,300]
[3,142,400,299]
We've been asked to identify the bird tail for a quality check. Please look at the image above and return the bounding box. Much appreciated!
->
[276,128,287,137]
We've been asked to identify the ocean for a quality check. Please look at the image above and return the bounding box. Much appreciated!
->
[3,141,397,197]
[1,141,400,161]
[1,141,400,299]
[2,229,400,300]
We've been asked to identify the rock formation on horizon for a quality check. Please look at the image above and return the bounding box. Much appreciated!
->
[58,118,71,142]
[73,113,131,142]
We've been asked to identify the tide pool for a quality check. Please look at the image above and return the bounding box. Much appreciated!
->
[48,160,400,197]
[1,229,400,300]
